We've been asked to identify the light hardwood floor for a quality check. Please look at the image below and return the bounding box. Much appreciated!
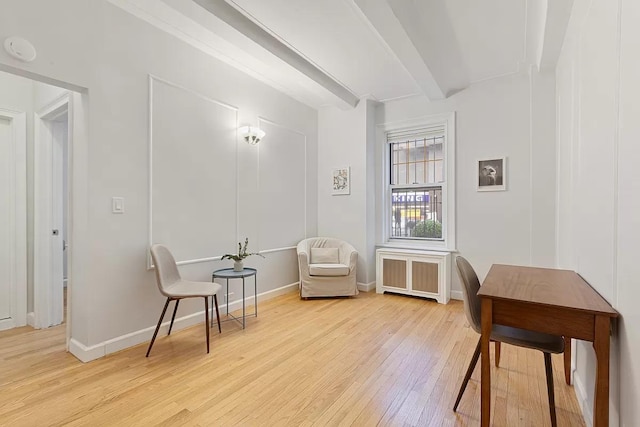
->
[0,291,585,426]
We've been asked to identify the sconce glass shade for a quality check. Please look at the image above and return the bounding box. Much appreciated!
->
[238,126,266,145]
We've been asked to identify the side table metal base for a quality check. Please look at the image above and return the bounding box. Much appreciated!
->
[211,267,258,330]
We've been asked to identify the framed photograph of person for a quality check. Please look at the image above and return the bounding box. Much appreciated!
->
[332,166,350,195]
[477,157,506,191]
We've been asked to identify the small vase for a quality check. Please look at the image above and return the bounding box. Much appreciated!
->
[233,260,244,272]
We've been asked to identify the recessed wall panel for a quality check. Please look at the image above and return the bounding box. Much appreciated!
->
[151,78,237,263]
[258,121,306,250]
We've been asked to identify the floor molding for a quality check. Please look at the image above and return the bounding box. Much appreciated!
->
[574,370,593,427]
[450,290,463,301]
[26,312,36,328]
[69,281,299,363]
[357,281,376,292]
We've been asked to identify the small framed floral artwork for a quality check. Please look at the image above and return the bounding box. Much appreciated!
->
[332,167,350,195]
[477,157,506,191]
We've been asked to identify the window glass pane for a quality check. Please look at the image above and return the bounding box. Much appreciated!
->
[390,137,444,185]
[397,164,407,185]
[390,187,443,239]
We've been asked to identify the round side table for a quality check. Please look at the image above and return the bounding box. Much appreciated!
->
[212,267,257,329]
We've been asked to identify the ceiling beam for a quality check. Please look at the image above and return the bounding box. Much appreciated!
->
[354,0,469,100]
[351,0,444,100]
[193,0,359,108]
[539,0,574,70]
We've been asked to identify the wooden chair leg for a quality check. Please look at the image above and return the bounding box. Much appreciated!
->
[168,299,180,335]
[146,298,171,357]
[204,296,210,354]
[544,352,558,427]
[453,338,481,411]
[213,294,221,333]
[494,341,501,367]
[563,336,572,385]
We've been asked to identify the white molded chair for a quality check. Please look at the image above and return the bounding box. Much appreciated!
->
[296,237,358,298]
[146,244,222,357]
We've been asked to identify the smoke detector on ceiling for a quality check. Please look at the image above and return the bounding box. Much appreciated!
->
[4,37,37,62]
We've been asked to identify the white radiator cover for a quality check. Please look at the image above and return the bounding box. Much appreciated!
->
[376,248,451,304]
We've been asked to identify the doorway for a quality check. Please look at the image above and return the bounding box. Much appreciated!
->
[0,108,27,331]
[34,94,70,330]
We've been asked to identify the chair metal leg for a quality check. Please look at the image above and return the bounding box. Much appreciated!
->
[453,337,481,411]
[544,352,558,427]
[213,294,221,333]
[204,296,210,354]
[563,336,572,385]
[168,299,180,335]
[146,297,171,357]
[494,341,501,367]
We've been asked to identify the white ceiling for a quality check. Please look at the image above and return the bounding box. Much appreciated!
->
[109,0,571,109]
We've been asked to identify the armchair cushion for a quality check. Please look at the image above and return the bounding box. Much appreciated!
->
[309,263,350,276]
[310,247,340,264]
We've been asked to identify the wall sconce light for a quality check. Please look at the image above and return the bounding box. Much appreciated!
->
[238,126,265,145]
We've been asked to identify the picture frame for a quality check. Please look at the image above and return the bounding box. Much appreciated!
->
[332,166,350,195]
[477,157,506,191]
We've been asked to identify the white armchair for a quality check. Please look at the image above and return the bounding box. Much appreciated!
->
[297,237,358,298]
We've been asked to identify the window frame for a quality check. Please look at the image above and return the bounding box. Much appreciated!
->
[379,112,456,251]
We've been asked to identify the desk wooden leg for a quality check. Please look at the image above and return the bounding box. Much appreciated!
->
[563,336,572,385]
[592,316,611,427]
[481,299,493,427]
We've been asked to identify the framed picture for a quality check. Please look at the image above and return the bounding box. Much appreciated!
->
[477,157,506,191]
[332,166,350,195]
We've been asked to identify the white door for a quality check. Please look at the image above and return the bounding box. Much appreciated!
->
[0,117,13,322]
[50,117,67,325]
[0,110,27,331]
[34,96,69,329]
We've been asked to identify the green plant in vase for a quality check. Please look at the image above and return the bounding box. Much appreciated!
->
[221,238,264,271]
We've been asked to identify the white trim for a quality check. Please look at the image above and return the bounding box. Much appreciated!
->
[574,371,594,427]
[169,246,298,266]
[34,93,70,330]
[0,319,16,331]
[68,281,299,363]
[259,246,296,255]
[377,112,456,251]
[450,290,463,301]
[0,108,27,330]
[26,311,36,327]
[357,281,376,292]
[147,75,239,269]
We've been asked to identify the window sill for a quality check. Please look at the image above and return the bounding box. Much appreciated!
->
[377,240,457,253]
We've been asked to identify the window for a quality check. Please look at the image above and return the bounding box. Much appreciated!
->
[384,115,454,246]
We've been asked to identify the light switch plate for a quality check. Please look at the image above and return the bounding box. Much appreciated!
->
[112,197,125,214]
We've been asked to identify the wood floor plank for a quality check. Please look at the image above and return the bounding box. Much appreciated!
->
[0,291,586,426]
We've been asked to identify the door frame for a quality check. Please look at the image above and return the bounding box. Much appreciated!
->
[34,93,70,331]
[0,108,27,331]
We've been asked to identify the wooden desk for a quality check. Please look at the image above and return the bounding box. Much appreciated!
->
[478,265,618,427]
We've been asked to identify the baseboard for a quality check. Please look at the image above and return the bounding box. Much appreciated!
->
[69,338,106,363]
[68,281,300,363]
[26,311,36,327]
[357,281,376,292]
[450,290,463,301]
[574,371,593,427]
[0,318,16,331]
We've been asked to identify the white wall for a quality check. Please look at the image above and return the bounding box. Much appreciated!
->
[0,72,33,312]
[373,71,557,295]
[0,0,317,359]
[557,0,640,425]
[317,99,377,285]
